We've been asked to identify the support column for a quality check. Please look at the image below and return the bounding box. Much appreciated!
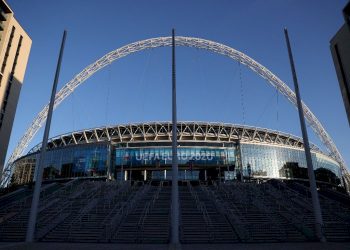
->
[284,28,325,242]
[106,143,112,180]
[121,163,124,181]
[171,28,180,246]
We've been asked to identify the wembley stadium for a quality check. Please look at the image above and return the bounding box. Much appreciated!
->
[1,32,350,246]
[2,122,350,244]
[11,122,343,187]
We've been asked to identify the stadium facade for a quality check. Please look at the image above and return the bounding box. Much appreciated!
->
[11,122,343,187]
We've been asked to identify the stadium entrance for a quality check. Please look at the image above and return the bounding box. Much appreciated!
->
[113,145,239,182]
[114,167,238,182]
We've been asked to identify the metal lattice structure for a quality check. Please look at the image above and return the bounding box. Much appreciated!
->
[1,36,348,187]
[25,121,323,154]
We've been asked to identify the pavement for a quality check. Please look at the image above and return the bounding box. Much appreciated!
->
[0,242,349,250]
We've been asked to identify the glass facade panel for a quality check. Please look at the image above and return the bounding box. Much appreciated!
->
[114,147,235,167]
[12,141,342,186]
[240,143,342,185]
[13,143,108,182]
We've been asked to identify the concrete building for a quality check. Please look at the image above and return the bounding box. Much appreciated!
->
[0,1,31,178]
[330,1,350,125]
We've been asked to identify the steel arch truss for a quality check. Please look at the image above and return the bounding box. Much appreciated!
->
[1,36,348,187]
[26,122,322,154]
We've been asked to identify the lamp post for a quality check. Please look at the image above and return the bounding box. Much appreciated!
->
[26,30,67,242]
[284,28,325,242]
[170,28,180,246]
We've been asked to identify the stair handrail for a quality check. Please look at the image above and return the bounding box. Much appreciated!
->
[104,184,151,240]
[247,183,287,241]
[209,184,249,241]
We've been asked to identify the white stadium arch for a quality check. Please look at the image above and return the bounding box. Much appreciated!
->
[1,36,349,187]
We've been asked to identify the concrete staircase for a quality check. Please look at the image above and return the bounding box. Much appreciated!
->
[286,181,350,241]
[179,183,239,243]
[112,183,170,243]
[0,179,349,244]
[0,181,69,241]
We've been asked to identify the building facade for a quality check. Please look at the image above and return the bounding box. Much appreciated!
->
[11,122,343,187]
[0,0,32,178]
[330,1,350,125]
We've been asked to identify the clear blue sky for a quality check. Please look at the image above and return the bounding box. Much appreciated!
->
[6,0,350,169]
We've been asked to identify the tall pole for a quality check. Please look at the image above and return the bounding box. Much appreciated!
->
[26,30,67,242]
[171,28,180,245]
[284,28,325,242]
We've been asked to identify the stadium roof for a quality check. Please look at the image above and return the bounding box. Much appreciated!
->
[27,121,323,155]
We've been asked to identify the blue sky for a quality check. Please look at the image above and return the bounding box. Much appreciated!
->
[6,0,350,168]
